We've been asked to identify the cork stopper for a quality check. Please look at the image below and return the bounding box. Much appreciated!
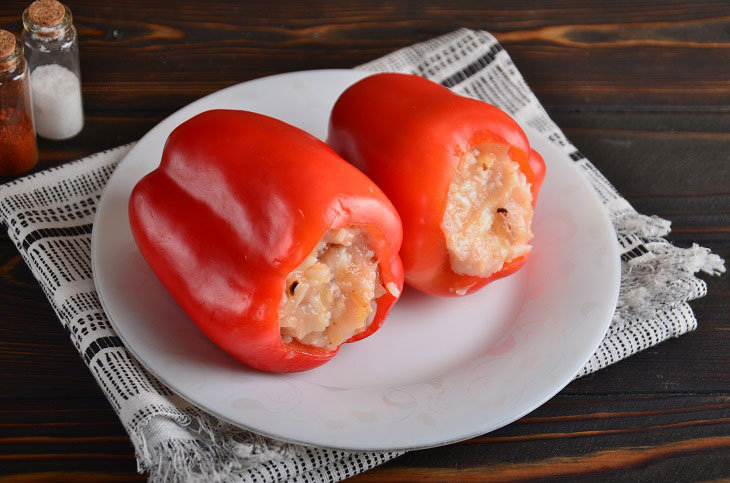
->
[28,0,66,27]
[0,30,17,58]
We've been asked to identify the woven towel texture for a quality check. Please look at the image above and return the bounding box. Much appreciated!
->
[0,29,723,483]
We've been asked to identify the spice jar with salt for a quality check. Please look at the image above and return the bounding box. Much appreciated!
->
[0,29,38,176]
[21,0,84,140]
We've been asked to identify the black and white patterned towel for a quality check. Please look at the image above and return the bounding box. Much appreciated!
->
[0,29,724,482]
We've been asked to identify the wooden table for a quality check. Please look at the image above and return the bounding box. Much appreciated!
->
[2,1,729,481]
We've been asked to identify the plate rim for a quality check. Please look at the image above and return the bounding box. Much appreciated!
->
[91,68,621,451]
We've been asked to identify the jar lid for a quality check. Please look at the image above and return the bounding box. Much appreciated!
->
[27,0,66,27]
[0,30,16,58]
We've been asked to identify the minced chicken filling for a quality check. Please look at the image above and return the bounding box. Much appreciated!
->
[441,143,534,279]
[279,227,396,350]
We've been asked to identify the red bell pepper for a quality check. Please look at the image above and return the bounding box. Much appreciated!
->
[129,110,404,372]
[328,73,546,296]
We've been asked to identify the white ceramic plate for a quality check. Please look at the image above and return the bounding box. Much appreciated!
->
[91,69,620,451]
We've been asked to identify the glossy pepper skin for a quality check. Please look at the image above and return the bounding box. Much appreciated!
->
[328,73,546,297]
[129,110,404,372]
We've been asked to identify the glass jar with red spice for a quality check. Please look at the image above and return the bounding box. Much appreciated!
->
[0,29,38,176]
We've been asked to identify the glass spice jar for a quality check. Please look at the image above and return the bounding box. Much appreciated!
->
[0,29,38,176]
[22,0,84,140]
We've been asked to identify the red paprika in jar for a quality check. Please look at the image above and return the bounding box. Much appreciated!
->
[0,29,37,176]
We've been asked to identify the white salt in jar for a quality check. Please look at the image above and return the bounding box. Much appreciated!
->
[21,0,83,140]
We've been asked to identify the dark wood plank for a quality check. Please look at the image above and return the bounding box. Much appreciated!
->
[0,399,140,478]
[353,394,730,481]
[1,0,729,481]
[1,0,729,115]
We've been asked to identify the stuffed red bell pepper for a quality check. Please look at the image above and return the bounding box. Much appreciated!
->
[328,73,546,297]
[129,110,404,373]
